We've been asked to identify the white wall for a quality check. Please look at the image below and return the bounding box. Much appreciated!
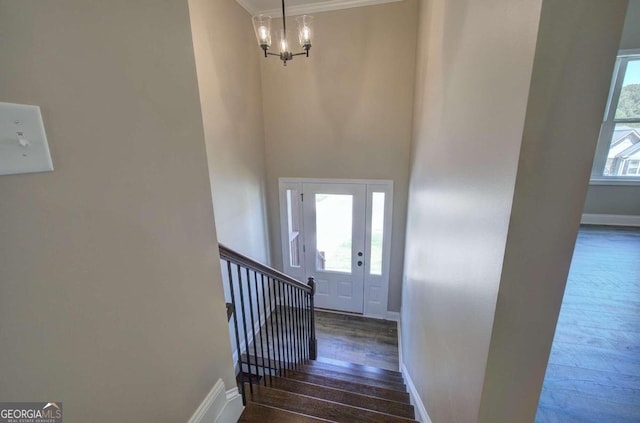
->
[189,0,271,263]
[402,0,626,422]
[583,0,640,218]
[261,0,418,312]
[0,1,236,421]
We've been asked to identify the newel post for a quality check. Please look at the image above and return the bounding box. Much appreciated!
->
[307,277,318,360]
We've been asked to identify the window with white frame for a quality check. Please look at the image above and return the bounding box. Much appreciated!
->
[591,51,640,181]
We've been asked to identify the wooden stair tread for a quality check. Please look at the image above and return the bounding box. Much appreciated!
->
[244,383,417,423]
[283,370,410,404]
[297,364,406,391]
[315,356,402,378]
[267,376,415,419]
[239,403,332,422]
[304,359,404,384]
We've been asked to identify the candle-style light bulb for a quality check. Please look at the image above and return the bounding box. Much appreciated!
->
[259,26,269,42]
[252,15,272,49]
[296,15,313,49]
[279,30,289,53]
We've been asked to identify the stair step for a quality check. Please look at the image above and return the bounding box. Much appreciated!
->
[316,356,402,377]
[267,376,415,419]
[239,403,331,422]
[306,358,404,384]
[283,370,410,404]
[244,383,417,423]
[297,364,406,391]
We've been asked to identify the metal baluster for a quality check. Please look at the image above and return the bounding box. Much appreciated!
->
[260,274,273,385]
[308,277,317,360]
[269,279,285,373]
[273,279,287,370]
[245,268,260,385]
[304,293,313,360]
[226,260,245,404]
[300,288,308,360]
[270,278,284,375]
[308,289,312,359]
[295,288,303,364]
[253,272,266,385]
[279,281,289,371]
[286,284,297,367]
[236,264,253,393]
[281,282,293,369]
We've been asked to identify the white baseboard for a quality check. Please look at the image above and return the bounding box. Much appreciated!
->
[325,309,399,322]
[216,388,243,423]
[401,363,432,423]
[581,213,640,227]
[397,317,403,369]
[386,311,400,322]
[188,379,243,423]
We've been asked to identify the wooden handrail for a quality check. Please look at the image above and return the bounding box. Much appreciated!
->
[218,243,312,293]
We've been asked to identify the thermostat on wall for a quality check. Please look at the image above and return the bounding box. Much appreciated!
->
[0,102,54,176]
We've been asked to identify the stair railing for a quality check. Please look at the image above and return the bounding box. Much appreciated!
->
[219,244,317,405]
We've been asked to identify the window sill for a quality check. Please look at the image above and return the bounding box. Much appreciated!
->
[589,178,640,186]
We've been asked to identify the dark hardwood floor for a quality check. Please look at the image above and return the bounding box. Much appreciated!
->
[244,308,399,372]
[315,310,399,371]
[535,225,640,423]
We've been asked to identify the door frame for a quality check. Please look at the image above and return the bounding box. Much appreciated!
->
[278,177,394,318]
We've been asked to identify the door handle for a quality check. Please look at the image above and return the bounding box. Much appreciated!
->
[357,260,363,267]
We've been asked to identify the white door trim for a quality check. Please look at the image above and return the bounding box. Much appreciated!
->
[278,178,394,317]
[278,181,306,281]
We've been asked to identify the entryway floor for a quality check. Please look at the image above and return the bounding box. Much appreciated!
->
[315,310,399,371]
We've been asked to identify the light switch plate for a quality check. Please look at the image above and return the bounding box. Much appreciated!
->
[0,102,54,176]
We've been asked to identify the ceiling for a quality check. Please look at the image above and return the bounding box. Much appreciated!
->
[235,0,402,16]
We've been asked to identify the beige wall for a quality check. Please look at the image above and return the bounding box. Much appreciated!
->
[402,0,543,420]
[584,184,640,215]
[584,0,640,217]
[478,1,627,421]
[189,0,271,263]
[403,0,627,421]
[620,0,640,50]
[262,0,418,312]
[0,1,236,422]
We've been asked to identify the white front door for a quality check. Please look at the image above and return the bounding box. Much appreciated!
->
[279,179,393,317]
[302,183,366,313]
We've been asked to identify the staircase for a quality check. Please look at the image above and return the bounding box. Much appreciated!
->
[238,355,415,422]
[218,244,414,422]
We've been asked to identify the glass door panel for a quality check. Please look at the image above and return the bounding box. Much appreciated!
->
[315,193,353,272]
[369,192,385,276]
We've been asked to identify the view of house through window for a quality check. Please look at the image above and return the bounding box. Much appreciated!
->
[594,54,640,179]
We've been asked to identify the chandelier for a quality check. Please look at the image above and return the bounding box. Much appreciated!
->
[252,0,313,66]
